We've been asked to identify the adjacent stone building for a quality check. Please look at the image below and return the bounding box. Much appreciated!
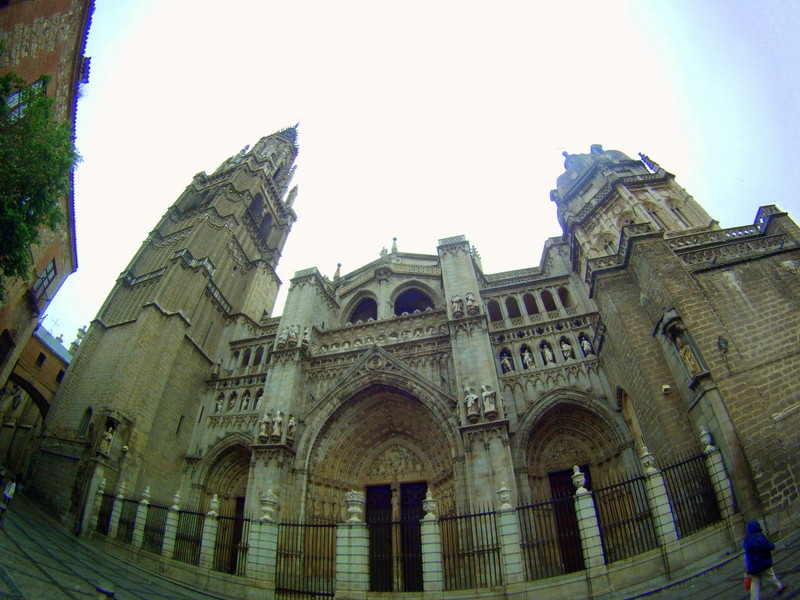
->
[29,130,800,594]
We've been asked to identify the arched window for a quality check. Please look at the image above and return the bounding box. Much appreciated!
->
[523,293,539,315]
[394,288,434,316]
[557,287,573,308]
[253,346,264,366]
[349,297,378,323]
[241,348,252,368]
[78,407,93,437]
[505,297,521,319]
[487,300,503,322]
[229,351,240,370]
[541,290,557,312]
[260,213,273,242]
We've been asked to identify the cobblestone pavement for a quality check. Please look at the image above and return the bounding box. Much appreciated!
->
[0,493,796,599]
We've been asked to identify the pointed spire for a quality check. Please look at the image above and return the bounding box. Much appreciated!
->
[391,237,398,254]
[334,263,341,281]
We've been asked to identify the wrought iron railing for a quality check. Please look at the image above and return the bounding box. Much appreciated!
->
[142,504,169,555]
[174,509,205,566]
[276,521,336,599]
[593,476,658,562]
[518,496,582,581]
[214,514,250,576]
[95,493,114,535]
[441,509,502,591]
[115,497,138,544]
[662,453,722,537]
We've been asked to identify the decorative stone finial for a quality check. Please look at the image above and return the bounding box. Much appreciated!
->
[571,465,587,494]
[639,444,658,474]
[346,490,366,522]
[422,489,438,520]
[116,481,127,498]
[699,426,716,453]
[259,489,278,522]
[497,482,513,510]
[141,486,151,505]
[171,490,182,511]
[207,493,220,518]
[96,478,106,495]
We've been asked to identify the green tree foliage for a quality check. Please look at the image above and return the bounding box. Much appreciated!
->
[0,68,80,302]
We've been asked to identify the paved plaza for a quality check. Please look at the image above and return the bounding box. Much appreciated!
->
[0,493,796,599]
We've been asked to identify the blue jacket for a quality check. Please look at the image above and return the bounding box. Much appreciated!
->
[743,520,775,574]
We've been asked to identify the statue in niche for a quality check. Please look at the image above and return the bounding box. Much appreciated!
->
[271,411,284,440]
[465,292,479,315]
[227,394,237,412]
[500,353,514,373]
[214,395,223,413]
[302,327,310,347]
[675,337,702,377]
[560,339,573,359]
[451,294,464,316]
[288,325,299,347]
[259,413,272,441]
[481,386,497,419]
[522,348,535,369]
[464,387,480,423]
[99,426,115,455]
[241,395,250,411]
[254,393,262,411]
[541,342,555,365]
[580,336,594,356]
[277,327,288,348]
[287,415,297,440]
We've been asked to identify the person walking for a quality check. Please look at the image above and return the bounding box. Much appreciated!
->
[0,474,17,528]
[743,520,789,599]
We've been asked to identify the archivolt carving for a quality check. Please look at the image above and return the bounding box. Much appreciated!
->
[367,445,425,478]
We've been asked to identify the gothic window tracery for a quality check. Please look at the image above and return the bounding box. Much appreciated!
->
[393,288,434,316]
[349,297,378,323]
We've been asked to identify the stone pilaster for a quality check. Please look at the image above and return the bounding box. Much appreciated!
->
[496,483,524,584]
[245,490,279,589]
[162,491,181,559]
[88,478,106,534]
[639,446,678,545]
[572,466,609,596]
[421,491,443,592]
[131,486,151,549]
[335,491,369,596]
[700,427,736,518]
[199,494,220,571]
[107,482,126,539]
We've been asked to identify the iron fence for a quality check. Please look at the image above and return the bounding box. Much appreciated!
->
[95,493,114,534]
[593,475,658,562]
[142,503,169,555]
[662,453,721,538]
[276,521,336,599]
[173,509,205,566]
[214,514,251,576]
[518,496,582,581]
[441,509,502,591]
[115,497,139,544]
[366,516,425,592]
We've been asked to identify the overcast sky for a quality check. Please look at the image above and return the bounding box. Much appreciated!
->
[43,0,800,344]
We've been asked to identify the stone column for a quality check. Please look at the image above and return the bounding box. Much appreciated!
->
[199,493,221,570]
[107,481,126,539]
[572,466,609,597]
[420,490,443,592]
[639,446,678,545]
[700,427,736,518]
[131,486,151,549]
[88,478,106,534]
[336,491,369,596]
[162,491,181,559]
[496,482,524,585]
[245,489,279,588]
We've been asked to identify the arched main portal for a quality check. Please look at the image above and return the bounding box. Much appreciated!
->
[306,383,455,592]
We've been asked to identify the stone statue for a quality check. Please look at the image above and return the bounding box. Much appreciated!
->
[241,395,250,411]
[465,292,478,315]
[99,427,114,454]
[500,354,514,373]
[214,395,223,413]
[227,394,236,411]
[464,387,480,422]
[302,327,310,347]
[451,294,464,315]
[481,386,497,418]
[277,327,288,348]
[580,336,594,356]
[288,325,299,347]
[560,340,573,359]
[676,337,702,377]
[271,411,283,439]
[259,413,272,441]
[287,415,297,439]
[542,342,555,365]
[522,349,535,369]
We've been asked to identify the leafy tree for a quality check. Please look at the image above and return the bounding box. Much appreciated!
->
[0,62,80,302]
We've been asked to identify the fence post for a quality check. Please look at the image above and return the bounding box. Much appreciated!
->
[336,490,369,596]
[245,489,279,589]
[700,427,736,518]
[88,478,106,533]
[199,493,221,570]
[496,482,524,585]
[131,486,151,549]
[572,466,610,597]
[162,490,181,559]
[420,490,444,592]
[107,481,126,539]
[639,446,678,545]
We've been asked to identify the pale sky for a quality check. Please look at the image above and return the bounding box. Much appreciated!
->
[43,0,800,344]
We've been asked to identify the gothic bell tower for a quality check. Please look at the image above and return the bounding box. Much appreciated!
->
[33,127,299,514]
[551,145,718,276]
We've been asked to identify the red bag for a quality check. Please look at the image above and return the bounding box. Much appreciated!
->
[744,574,752,591]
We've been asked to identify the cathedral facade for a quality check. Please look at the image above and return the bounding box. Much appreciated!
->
[30,129,800,593]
